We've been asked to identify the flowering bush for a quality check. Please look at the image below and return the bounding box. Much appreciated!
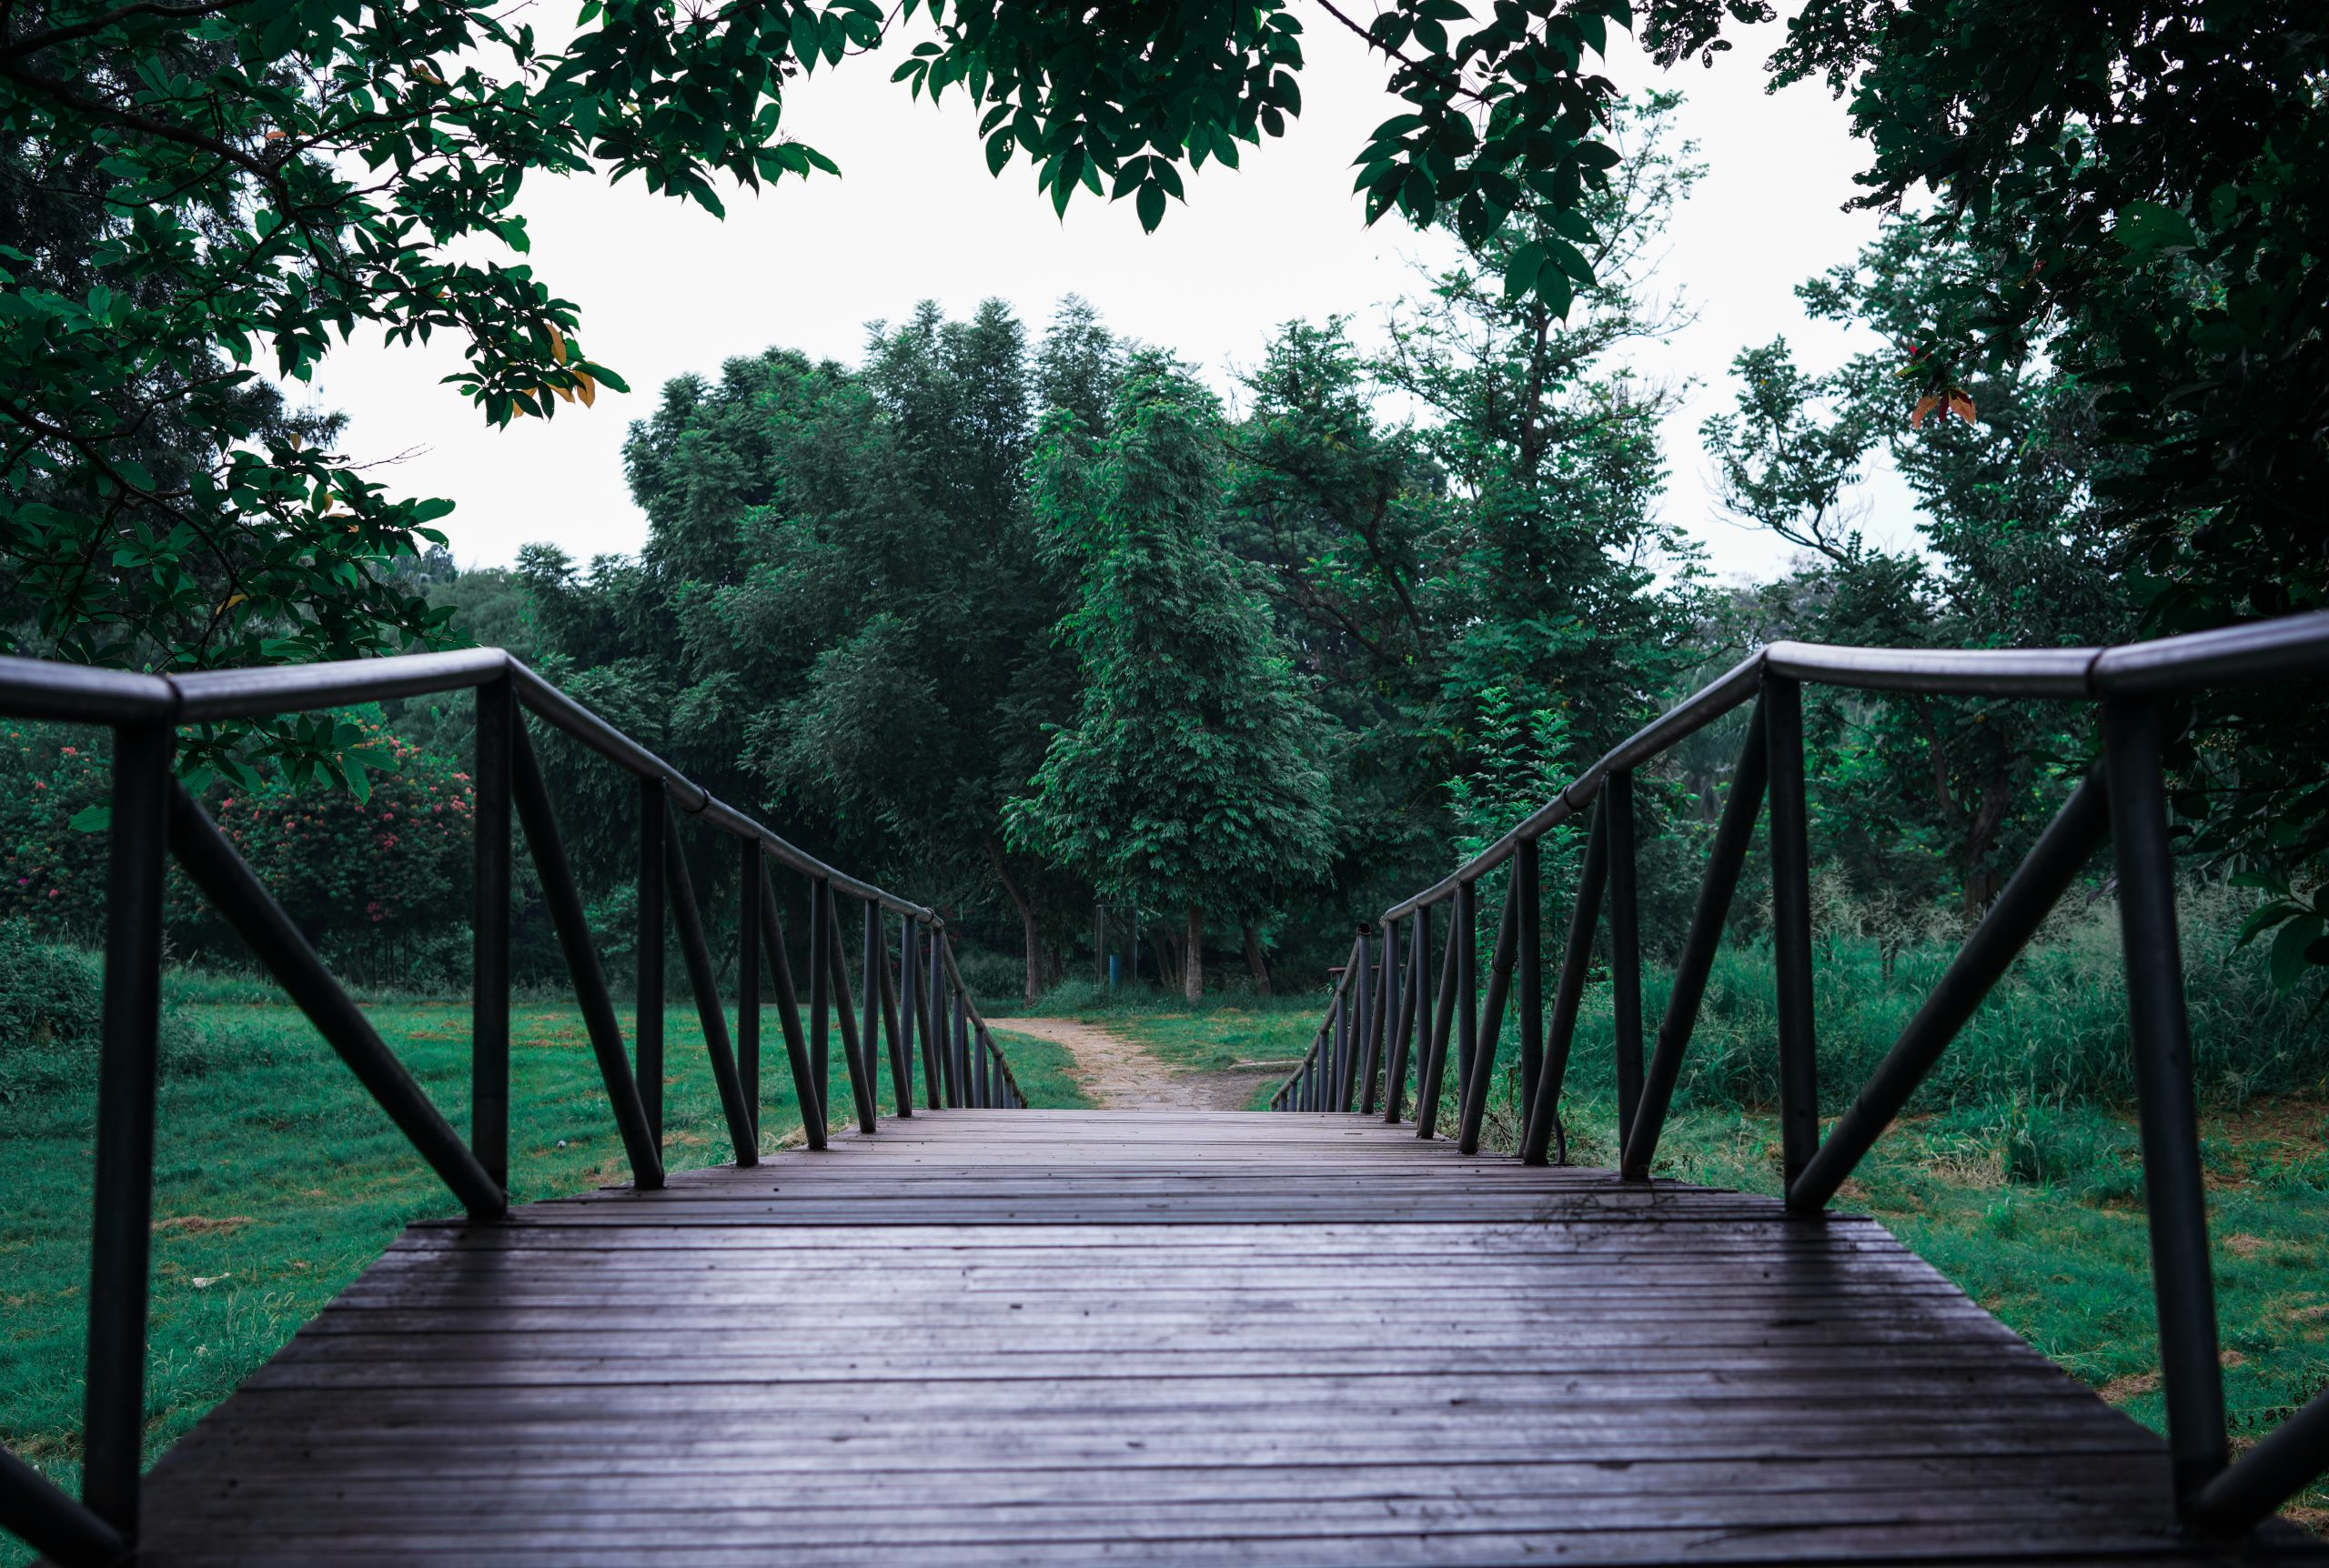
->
[0,714,474,971]
[209,719,473,951]
[0,728,116,942]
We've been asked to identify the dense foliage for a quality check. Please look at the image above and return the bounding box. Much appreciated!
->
[2,0,2322,989]
[1009,356,1336,998]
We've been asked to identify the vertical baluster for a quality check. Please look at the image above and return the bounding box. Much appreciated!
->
[825,885,876,1134]
[82,721,172,1539]
[1350,922,1378,1109]
[663,815,758,1167]
[638,778,666,1147]
[1522,805,1608,1167]
[1608,768,1644,1146]
[471,675,511,1197]
[753,860,822,1149]
[876,911,913,1117]
[975,1025,992,1108]
[1457,881,1520,1155]
[931,926,954,1107]
[953,982,971,1108]
[1347,930,1376,1111]
[899,920,921,1109]
[1386,906,1427,1125]
[1415,900,1459,1139]
[1517,836,1542,1116]
[1765,678,1820,1185]
[1327,976,1346,1112]
[2103,697,2227,1510]
[861,900,885,1115]
[809,876,831,1124]
[1453,879,1477,1141]
[738,836,761,1150]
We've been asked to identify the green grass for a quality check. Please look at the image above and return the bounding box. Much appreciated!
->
[0,990,1088,1559]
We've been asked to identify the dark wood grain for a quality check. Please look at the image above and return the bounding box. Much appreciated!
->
[131,1110,2323,1565]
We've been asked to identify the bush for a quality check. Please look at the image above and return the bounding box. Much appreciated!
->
[0,920,100,1062]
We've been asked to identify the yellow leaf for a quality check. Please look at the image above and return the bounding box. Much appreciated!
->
[554,382,575,404]
[549,324,568,364]
[577,372,597,408]
[217,593,248,614]
[1911,395,1939,429]
[265,129,287,142]
[287,431,303,449]
[1946,390,1978,424]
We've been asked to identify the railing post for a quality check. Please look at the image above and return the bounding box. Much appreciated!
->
[931,925,954,1108]
[1350,922,1378,1109]
[82,720,172,1542]
[899,920,921,1109]
[1517,838,1542,1113]
[638,777,666,1148]
[1608,768,1643,1145]
[1765,678,1820,1187]
[1453,878,1477,1138]
[739,835,761,1148]
[471,676,512,1201]
[2102,697,2228,1513]
[1416,900,1458,1139]
[861,900,885,1114]
[877,912,913,1117]
[1387,905,1427,1124]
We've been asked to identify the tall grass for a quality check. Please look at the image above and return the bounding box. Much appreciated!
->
[1443,879,2329,1152]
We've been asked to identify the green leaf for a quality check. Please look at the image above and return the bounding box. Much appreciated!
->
[2113,201,2198,256]
[69,805,113,833]
[1136,180,1165,232]
[2269,914,2324,990]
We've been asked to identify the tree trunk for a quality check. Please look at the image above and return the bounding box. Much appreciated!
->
[1242,922,1273,996]
[1149,930,1178,990]
[982,835,1047,1004]
[1184,906,1205,1002]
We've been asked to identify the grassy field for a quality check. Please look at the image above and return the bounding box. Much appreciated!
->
[0,985,1086,1550]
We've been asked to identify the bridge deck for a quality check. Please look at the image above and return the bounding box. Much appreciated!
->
[136,1110,2315,1565]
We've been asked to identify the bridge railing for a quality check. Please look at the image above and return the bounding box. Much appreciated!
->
[1272,611,2329,1540]
[0,647,1023,1568]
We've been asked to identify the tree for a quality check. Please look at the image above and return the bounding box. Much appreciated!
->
[512,299,1092,996]
[1010,355,1335,1000]
[1701,216,2135,916]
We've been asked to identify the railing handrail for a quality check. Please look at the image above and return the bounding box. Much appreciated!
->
[1379,610,2329,924]
[1277,607,2329,1541]
[0,646,939,923]
[0,643,1026,1568]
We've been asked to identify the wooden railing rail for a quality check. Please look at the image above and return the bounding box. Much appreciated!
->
[0,647,1024,1568]
[1273,610,2329,1540]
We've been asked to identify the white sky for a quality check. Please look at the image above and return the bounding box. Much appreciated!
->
[306,5,1920,586]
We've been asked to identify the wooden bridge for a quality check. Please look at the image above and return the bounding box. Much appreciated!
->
[120,1109,2318,1564]
[9,624,2329,1564]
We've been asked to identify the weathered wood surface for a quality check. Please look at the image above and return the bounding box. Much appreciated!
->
[135,1111,2322,1564]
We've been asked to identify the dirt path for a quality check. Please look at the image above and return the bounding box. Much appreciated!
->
[995,1017,1285,1111]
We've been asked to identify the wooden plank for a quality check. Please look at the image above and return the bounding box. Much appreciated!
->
[129,1109,2314,1567]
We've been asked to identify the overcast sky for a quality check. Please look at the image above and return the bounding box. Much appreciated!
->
[307,6,1918,586]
